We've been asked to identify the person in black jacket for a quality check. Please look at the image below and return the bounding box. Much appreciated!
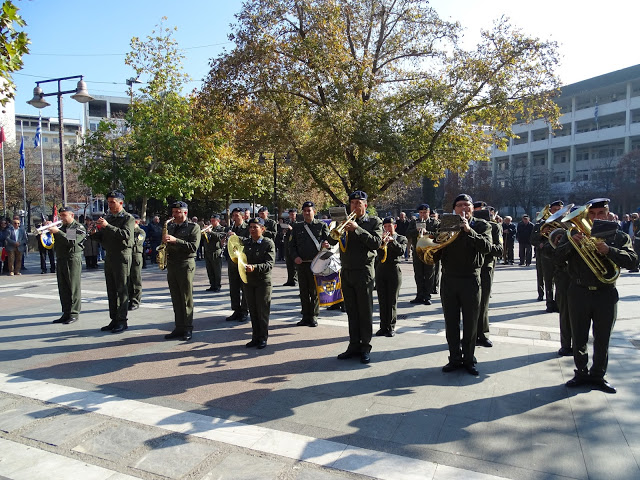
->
[502,216,516,264]
[516,214,534,266]
[436,194,492,375]
[243,218,276,349]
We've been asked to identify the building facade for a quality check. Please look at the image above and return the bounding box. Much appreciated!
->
[84,95,130,133]
[491,64,640,204]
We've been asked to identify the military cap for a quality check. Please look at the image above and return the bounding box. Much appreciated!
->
[550,200,564,208]
[588,198,610,209]
[258,206,269,213]
[417,203,430,211]
[288,207,298,213]
[452,194,473,209]
[248,217,265,226]
[488,206,496,213]
[132,214,140,220]
[59,206,73,213]
[171,201,188,209]
[383,216,396,225]
[302,201,315,209]
[473,201,487,209]
[231,207,243,214]
[106,190,124,200]
[349,190,368,201]
[210,214,220,219]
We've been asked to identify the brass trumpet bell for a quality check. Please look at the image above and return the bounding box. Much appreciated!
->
[330,211,357,240]
[541,203,574,238]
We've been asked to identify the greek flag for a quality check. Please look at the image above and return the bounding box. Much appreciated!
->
[34,115,42,148]
[19,135,25,169]
[594,100,599,126]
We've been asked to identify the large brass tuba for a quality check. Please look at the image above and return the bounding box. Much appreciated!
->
[535,204,551,223]
[416,214,461,265]
[563,204,620,284]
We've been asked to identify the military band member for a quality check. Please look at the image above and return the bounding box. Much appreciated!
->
[555,198,637,393]
[473,204,503,347]
[289,201,330,327]
[549,227,572,356]
[329,191,383,364]
[429,210,441,294]
[282,208,298,286]
[243,218,276,349]
[128,214,145,311]
[226,208,249,322]
[258,206,277,241]
[48,207,86,324]
[92,191,135,334]
[375,217,407,337]
[203,214,225,292]
[436,194,491,375]
[164,201,201,341]
[406,204,439,305]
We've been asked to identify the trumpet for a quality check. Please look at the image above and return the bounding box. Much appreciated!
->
[330,211,357,240]
[201,224,213,243]
[379,231,393,263]
[36,220,63,233]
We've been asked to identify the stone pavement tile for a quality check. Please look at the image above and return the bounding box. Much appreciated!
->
[441,384,494,422]
[245,387,331,423]
[343,401,407,441]
[0,403,61,432]
[331,445,437,480]
[432,415,485,458]
[201,452,286,480]
[22,410,106,446]
[0,437,138,480]
[390,409,447,445]
[433,464,510,480]
[0,396,16,411]
[131,434,219,478]
[72,423,158,462]
[294,468,360,480]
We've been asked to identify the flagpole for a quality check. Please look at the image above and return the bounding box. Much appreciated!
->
[37,114,46,215]
[20,121,26,213]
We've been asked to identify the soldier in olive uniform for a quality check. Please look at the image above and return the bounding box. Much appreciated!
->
[549,227,572,356]
[49,207,86,324]
[203,214,225,292]
[473,204,503,348]
[375,217,407,337]
[329,191,382,364]
[92,191,135,334]
[555,198,637,393]
[406,204,439,305]
[163,201,201,341]
[282,208,298,286]
[289,201,330,327]
[128,214,146,311]
[436,194,492,375]
[243,218,276,349]
[258,207,277,241]
[226,208,249,322]
[532,200,564,312]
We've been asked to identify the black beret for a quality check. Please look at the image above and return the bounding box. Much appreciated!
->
[59,206,73,213]
[473,201,487,209]
[248,217,265,226]
[258,206,269,213]
[550,200,564,208]
[132,214,140,220]
[588,198,610,209]
[106,190,124,200]
[302,201,315,209]
[417,203,430,211]
[288,207,297,213]
[231,207,243,214]
[171,201,188,209]
[487,206,495,213]
[210,214,220,219]
[349,190,367,201]
[383,217,396,225]
[452,194,473,209]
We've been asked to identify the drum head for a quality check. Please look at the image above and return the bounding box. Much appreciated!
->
[311,250,334,275]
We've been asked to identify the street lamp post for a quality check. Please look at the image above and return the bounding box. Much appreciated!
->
[27,75,93,206]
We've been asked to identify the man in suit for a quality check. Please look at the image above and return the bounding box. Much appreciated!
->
[516,214,534,266]
[4,216,28,276]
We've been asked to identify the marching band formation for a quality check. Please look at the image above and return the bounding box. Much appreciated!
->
[39,190,638,393]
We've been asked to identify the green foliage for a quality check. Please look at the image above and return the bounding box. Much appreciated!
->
[0,0,29,104]
[200,0,560,203]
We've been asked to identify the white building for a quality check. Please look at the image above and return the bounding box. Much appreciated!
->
[490,64,640,197]
[84,95,130,133]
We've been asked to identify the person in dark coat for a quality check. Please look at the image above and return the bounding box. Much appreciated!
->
[128,214,146,310]
[516,214,534,266]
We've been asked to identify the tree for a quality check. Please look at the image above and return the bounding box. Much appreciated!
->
[70,22,221,220]
[199,0,560,204]
[0,0,29,104]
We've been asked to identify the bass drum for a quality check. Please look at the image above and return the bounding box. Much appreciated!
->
[310,249,341,277]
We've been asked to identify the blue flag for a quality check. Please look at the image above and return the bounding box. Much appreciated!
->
[34,115,42,148]
[19,135,25,169]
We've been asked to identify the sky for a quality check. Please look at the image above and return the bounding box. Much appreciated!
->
[11,0,640,123]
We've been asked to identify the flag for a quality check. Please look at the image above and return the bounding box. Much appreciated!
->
[53,205,59,222]
[34,115,42,148]
[315,271,343,307]
[19,135,25,170]
[0,126,5,144]
[594,100,599,126]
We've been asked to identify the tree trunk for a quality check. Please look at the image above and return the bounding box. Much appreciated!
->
[140,194,149,223]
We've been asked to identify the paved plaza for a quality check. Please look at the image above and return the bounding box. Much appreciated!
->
[0,254,638,480]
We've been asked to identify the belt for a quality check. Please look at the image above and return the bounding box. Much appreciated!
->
[573,280,613,291]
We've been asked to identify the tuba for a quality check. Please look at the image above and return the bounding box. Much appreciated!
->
[156,218,173,270]
[535,204,551,223]
[563,204,620,284]
[416,214,461,265]
[541,203,574,238]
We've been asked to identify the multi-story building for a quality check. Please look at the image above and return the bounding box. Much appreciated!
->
[490,64,640,206]
[84,95,130,133]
